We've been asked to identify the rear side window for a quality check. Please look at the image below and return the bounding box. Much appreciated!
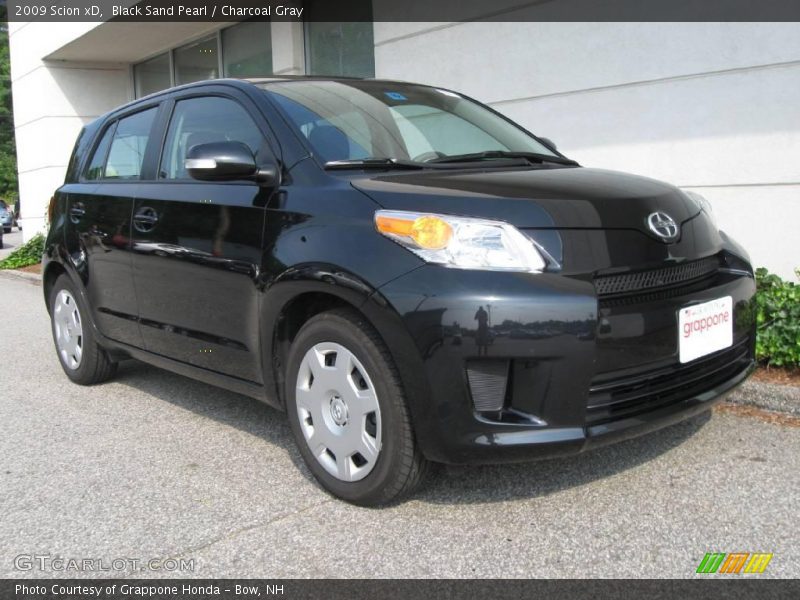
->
[105,108,157,179]
[88,107,157,180]
[159,96,264,180]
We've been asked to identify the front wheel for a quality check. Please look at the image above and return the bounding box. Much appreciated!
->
[49,274,117,385]
[286,309,428,506]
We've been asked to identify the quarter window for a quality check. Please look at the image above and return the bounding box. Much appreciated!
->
[104,108,158,179]
[159,96,264,180]
[84,124,116,181]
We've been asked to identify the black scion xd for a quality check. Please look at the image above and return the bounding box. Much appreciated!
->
[44,78,756,505]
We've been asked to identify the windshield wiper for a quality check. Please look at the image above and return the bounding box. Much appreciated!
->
[428,151,578,166]
[324,158,425,170]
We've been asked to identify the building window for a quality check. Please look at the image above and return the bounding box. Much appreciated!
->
[222,20,273,78]
[174,35,218,86]
[305,22,375,78]
[133,53,170,98]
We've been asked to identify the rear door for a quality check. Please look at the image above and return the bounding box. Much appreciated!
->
[130,92,272,383]
[64,106,160,347]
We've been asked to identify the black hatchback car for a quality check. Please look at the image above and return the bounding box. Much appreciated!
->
[44,77,756,505]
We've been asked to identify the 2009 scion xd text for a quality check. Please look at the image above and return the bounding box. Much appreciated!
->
[44,78,756,505]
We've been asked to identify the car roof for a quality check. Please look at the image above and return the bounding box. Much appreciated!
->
[99,76,427,122]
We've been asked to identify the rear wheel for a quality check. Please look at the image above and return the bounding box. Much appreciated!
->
[286,309,428,506]
[49,274,117,385]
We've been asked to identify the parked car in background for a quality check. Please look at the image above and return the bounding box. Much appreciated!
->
[43,77,756,506]
[0,201,13,233]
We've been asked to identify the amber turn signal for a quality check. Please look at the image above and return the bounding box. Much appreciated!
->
[375,214,453,250]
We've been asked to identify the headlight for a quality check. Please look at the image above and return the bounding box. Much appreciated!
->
[684,190,718,229]
[375,210,547,272]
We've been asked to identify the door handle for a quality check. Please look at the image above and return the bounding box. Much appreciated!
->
[69,203,85,224]
[133,206,159,233]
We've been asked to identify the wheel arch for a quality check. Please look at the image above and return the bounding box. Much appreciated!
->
[260,265,432,440]
[42,260,68,314]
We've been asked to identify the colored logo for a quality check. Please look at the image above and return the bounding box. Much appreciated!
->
[696,552,773,574]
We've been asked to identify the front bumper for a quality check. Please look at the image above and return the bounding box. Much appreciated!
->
[376,255,756,465]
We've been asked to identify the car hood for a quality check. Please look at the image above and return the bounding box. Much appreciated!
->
[351,166,700,237]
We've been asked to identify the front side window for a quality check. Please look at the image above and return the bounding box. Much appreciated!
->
[262,81,557,163]
[160,96,264,180]
[104,108,157,179]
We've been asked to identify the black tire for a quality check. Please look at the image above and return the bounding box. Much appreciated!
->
[286,308,428,506]
[49,274,117,385]
[3,227,9,234]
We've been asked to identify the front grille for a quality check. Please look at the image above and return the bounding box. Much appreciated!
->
[586,339,751,425]
[594,256,720,298]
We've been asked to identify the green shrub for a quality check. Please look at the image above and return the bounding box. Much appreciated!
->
[755,267,800,368]
[0,232,44,270]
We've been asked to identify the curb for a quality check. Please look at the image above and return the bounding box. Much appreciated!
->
[725,380,800,417]
[0,269,42,285]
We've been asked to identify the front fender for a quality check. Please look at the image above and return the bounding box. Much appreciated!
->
[258,262,430,416]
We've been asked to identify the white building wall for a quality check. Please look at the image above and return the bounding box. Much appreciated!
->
[8,20,799,278]
[9,23,132,238]
[374,22,800,278]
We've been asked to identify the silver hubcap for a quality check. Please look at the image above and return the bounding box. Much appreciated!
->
[53,290,83,370]
[295,342,382,482]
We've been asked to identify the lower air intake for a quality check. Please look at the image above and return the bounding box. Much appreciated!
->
[466,359,509,412]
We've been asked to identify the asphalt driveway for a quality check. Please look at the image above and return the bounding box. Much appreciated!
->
[0,275,797,578]
[0,228,24,261]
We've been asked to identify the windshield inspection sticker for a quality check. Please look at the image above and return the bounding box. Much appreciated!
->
[384,92,407,101]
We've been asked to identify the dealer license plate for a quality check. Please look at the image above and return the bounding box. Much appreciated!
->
[678,296,733,364]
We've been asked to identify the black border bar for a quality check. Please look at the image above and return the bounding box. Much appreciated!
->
[5,0,800,22]
[3,579,800,600]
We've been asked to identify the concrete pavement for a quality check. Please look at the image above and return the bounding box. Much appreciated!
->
[0,228,24,261]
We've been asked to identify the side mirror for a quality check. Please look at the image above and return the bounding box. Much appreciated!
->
[185,141,281,188]
[185,141,259,182]
[539,137,557,152]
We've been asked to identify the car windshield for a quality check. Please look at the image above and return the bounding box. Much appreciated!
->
[259,80,560,165]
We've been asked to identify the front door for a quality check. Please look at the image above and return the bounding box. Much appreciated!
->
[130,95,272,383]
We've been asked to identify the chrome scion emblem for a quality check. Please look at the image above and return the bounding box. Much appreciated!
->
[646,211,680,242]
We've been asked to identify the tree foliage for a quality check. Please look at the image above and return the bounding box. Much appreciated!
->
[0,23,18,201]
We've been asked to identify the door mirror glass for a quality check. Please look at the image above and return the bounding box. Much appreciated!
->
[185,141,257,181]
